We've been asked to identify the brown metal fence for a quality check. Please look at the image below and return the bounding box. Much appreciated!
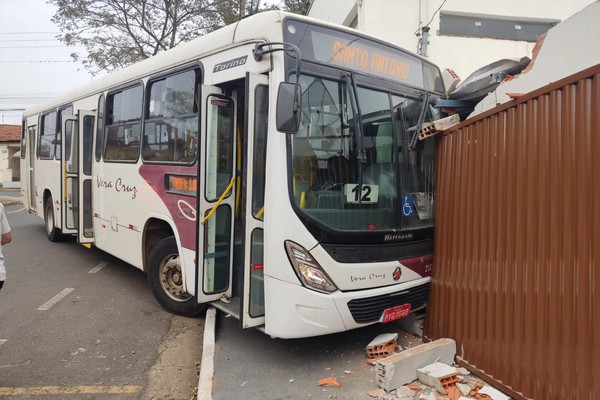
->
[424,64,600,400]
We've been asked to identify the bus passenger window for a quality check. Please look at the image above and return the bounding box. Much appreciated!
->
[252,85,268,219]
[143,69,200,163]
[104,85,143,162]
[39,111,57,159]
[95,95,105,161]
[56,105,73,160]
[205,96,234,201]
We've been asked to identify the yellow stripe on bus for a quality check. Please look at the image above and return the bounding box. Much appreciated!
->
[0,385,141,395]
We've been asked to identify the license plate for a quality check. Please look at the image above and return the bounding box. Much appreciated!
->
[382,304,411,323]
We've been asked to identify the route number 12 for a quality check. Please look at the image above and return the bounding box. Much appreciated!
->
[344,184,379,204]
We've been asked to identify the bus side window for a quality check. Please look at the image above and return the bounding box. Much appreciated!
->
[56,105,73,160]
[95,95,105,161]
[143,69,200,164]
[252,84,269,219]
[104,85,143,162]
[39,111,57,159]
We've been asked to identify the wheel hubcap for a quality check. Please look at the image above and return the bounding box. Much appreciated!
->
[159,254,192,302]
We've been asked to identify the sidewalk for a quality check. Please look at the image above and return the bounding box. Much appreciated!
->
[0,196,22,206]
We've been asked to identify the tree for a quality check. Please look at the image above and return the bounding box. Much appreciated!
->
[50,0,307,75]
[51,0,232,75]
[214,0,279,26]
[282,0,311,15]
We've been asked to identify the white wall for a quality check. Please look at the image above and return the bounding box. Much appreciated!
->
[309,0,596,80]
[0,143,21,184]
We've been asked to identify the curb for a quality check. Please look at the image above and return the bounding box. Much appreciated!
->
[197,307,216,400]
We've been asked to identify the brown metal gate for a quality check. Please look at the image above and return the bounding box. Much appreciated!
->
[425,64,600,400]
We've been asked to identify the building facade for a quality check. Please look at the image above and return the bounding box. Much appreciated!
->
[0,125,21,186]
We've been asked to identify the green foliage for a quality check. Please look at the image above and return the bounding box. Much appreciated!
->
[51,0,311,75]
[282,0,312,15]
[51,0,227,75]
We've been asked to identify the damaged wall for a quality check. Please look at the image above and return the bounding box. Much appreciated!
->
[425,63,600,400]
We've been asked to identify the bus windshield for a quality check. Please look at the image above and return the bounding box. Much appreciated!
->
[290,74,439,232]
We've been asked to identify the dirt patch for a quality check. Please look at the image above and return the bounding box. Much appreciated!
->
[144,316,204,400]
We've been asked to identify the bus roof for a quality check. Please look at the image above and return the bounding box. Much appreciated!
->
[24,10,440,118]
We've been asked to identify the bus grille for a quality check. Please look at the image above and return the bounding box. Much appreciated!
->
[321,240,433,263]
[347,283,429,324]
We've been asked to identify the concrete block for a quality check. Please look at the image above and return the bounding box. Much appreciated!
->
[366,333,398,359]
[416,362,458,394]
[375,338,456,391]
[418,114,460,140]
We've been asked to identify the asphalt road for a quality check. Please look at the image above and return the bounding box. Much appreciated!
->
[0,203,203,400]
[0,191,424,400]
[212,308,423,400]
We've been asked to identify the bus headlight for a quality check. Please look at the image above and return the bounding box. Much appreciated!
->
[285,241,338,293]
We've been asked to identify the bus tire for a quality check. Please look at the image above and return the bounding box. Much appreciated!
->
[44,197,63,242]
[147,236,205,317]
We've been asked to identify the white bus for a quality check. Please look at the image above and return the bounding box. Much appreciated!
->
[21,11,444,338]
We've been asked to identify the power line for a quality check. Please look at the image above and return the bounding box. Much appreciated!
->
[0,38,60,42]
[0,31,60,35]
[0,45,77,49]
[0,94,59,99]
[0,60,76,63]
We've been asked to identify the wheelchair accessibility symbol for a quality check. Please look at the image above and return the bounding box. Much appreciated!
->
[402,195,414,217]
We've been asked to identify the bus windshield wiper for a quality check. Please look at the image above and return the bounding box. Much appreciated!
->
[408,92,431,149]
[342,72,366,203]
[342,72,367,164]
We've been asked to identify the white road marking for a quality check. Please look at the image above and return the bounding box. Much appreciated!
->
[0,339,6,346]
[6,206,25,214]
[0,386,141,395]
[37,288,74,311]
[88,261,108,274]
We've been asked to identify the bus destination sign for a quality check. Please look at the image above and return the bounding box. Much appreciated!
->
[330,40,411,81]
[284,19,425,87]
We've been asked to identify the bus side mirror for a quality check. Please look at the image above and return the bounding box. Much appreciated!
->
[276,82,302,134]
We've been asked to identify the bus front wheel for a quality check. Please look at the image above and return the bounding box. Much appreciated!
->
[147,236,205,317]
[44,198,62,242]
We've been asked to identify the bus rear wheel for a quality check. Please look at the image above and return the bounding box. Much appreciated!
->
[147,236,205,317]
[44,197,63,242]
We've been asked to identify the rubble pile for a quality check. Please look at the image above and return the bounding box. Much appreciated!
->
[365,337,510,400]
[367,363,510,400]
[312,333,511,400]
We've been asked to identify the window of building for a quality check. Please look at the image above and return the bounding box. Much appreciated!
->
[439,11,559,42]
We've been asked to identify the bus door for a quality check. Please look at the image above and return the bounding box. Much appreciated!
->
[24,125,36,212]
[78,112,95,244]
[240,73,268,328]
[62,115,78,235]
[61,111,95,244]
[196,87,236,303]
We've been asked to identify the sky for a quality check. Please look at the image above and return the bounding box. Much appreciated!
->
[0,0,288,126]
[0,0,94,125]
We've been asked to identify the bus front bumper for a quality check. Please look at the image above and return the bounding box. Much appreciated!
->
[263,275,430,339]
